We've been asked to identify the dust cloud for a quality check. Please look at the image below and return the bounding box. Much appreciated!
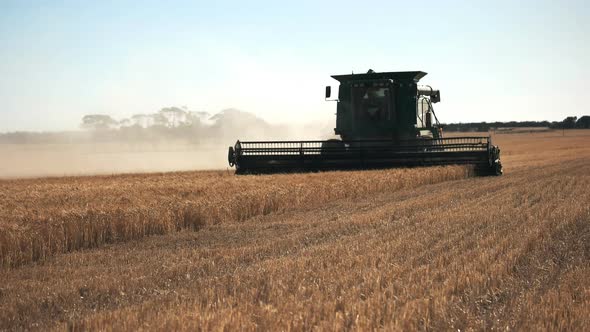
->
[0,142,228,178]
[0,109,333,179]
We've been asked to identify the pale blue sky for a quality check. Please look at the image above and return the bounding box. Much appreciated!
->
[0,0,588,132]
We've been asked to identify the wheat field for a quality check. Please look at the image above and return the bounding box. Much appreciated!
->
[0,130,589,331]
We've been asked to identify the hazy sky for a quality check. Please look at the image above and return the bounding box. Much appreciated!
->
[0,0,588,132]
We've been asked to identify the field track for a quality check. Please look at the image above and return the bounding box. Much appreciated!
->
[1,130,589,330]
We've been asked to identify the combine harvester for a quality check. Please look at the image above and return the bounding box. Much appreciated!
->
[228,70,502,175]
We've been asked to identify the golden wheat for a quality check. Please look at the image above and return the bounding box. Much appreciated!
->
[0,130,589,331]
[0,166,472,268]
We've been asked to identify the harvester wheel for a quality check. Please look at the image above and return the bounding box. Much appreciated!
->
[321,139,345,155]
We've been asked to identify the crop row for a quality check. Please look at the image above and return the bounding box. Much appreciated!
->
[0,166,472,268]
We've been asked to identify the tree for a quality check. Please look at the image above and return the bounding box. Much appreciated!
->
[187,111,212,126]
[131,114,152,128]
[159,107,188,127]
[576,115,590,129]
[562,116,578,129]
[151,113,168,127]
[119,118,132,128]
[81,114,118,130]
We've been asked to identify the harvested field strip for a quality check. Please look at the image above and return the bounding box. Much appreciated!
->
[0,165,472,268]
[0,157,584,330]
[65,159,590,331]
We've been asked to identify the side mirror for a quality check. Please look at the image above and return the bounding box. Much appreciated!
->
[431,91,441,103]
[325,86,331,99]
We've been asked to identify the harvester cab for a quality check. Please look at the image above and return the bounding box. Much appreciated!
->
[328,70,441,142]
[228,70,502,175]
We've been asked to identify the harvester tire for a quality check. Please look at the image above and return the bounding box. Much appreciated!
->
[321,139,345,155]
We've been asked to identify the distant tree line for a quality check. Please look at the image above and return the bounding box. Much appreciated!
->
[442,115,590,132]
[80,106,209,130]
[0,108,285,144]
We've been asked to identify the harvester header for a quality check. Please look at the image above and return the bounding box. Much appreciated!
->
[228,70,502,175]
